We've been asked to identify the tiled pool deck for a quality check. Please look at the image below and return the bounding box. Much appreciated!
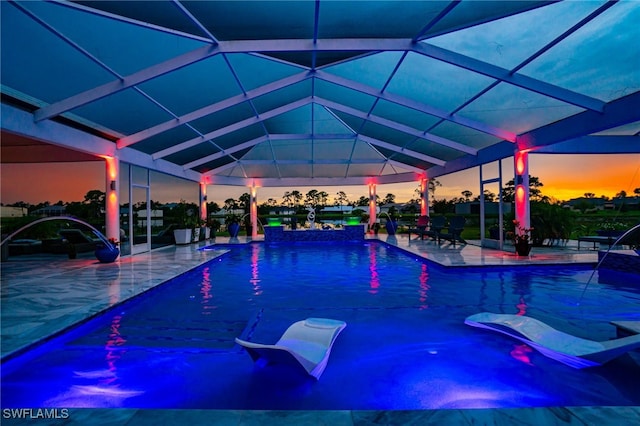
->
[2,235,638,425]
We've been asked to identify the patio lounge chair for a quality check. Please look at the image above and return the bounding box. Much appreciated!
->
[59,229,99,253]
[235,317,347,379]
[423,216,446,241]
[438,216,466,245]
[465,312,640,369]
[408,215,429,239]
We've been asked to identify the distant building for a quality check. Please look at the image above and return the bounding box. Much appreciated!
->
[0,206,28,218]
[564,197,640,211]
[136,209,164,227]
[32,205,66,216]
[320,205,354,214]
[266,206,297,216]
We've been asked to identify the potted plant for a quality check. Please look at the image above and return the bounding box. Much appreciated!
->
[173,200,194,245]
[208,218,221,238]
[488,223,500,240]
[596,220,627,238]
[192,219,201,242]
[509,220,534,256]
[95,237,120,263]
[226,214,241,238]
[200,217,212,240]
[385,215,398,235]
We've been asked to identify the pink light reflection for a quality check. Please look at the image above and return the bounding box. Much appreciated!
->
[418,262,430,309]
[368,244,379,294]
[510,344,534,366]
[200,266,215,314]
[102,315,126,386]
[250,244,262,295]
[516,296,527,316]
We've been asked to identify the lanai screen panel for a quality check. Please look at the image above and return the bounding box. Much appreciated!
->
[1,1,638,185]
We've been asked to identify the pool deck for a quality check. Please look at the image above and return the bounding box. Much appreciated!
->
[2,235,638,425]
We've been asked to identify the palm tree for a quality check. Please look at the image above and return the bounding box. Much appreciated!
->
[334,191,349,210]
[501,176,545,202]
[382,193,395,205]
[224,198,238,212]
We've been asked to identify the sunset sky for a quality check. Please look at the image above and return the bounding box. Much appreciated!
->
[2,153,639,207]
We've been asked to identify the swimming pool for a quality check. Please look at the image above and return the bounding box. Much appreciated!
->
[2,241,639,409]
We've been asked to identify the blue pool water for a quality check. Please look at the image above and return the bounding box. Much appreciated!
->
[2,241,639,409]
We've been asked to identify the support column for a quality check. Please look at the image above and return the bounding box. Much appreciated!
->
[514,150,531,234]
[368,183,377,232]
[420,177,429,216]
[199,182,207,239]
[250,185,258,238]
[104,156,120,246]
[199,182,207,224]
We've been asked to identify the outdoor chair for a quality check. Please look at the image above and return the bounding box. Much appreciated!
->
[423,216,446,241]
[465,312,640,369]
[438,216,467,245]
[58,229,99,253]
[408,215,429,240]
[236,318,347,379]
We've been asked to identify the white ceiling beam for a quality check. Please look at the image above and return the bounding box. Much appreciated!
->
[269,133,355,140]
[411,42,605,112]
[535,135,640,154]
[182,134,357,170]
[358,135,446,167]
[316,97,477,155]
[51,0,213,43]
[518,92,640,150]
[412,0,461,42]
[208,172,424,187]
[315,70,516,142]
[153,97,313,159]
[203,161,238,177]
[1,103,201,182]
[35,43,222,122]
[220,38,604,112]
[387,160,426,175]
[36,37,602,124]
[415,1,555,40]
[181,136,269,169]
[118,71,311,148]
[171,0,219,43]
[12,2,124,80]
[425,93,640,179]
[235,159,386,165]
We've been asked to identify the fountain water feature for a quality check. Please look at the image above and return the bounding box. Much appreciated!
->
[578,223,640,305]
[1,216,118,262]
[379,212,398,234]
[239,213,265,236]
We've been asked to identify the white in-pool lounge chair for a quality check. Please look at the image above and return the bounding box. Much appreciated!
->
[465,312,640,369]
[235,317,346,379]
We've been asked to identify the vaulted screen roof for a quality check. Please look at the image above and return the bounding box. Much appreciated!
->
[2,0,639,187]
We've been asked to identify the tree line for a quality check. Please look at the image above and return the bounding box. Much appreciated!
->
[4,178,639,219]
